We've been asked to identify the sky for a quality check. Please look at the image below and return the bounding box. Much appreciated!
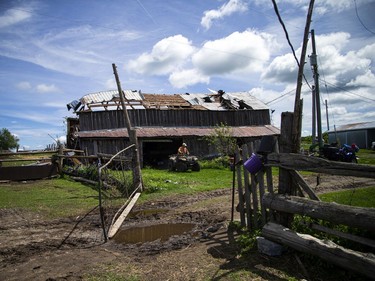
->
[0,0,374,150]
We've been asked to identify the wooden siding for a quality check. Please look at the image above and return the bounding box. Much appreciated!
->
[78,109,271,131]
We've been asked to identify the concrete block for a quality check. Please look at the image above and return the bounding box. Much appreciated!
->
[257,236,285,256]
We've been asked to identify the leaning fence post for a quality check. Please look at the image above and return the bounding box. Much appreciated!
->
[235,147,246,227]
[241,144,253,230]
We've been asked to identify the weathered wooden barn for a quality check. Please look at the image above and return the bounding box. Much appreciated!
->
[67,90,279,167]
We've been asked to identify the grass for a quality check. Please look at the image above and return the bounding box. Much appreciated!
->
[320,186,375,208]
[0,146,373,219]
[139,166,233,201]
[0,177,98,219]
[357,149,375,165]
[0,166,234,218]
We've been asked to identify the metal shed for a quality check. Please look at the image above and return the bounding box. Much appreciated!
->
[328,121,375,149]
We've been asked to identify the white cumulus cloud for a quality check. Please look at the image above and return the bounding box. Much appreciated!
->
[128,35,195,76]
[169,69,209,88]
[193,30,275,76]
[201,0,248,30]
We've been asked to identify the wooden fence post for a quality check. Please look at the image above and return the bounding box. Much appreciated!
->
[278,112,296,227]
[235,147,246,227]
[58,144,64,175]
[241,144,253,230]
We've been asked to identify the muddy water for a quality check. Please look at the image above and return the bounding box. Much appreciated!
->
[113,223,195,245]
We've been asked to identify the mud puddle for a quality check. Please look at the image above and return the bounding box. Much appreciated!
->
[113,223,195,245]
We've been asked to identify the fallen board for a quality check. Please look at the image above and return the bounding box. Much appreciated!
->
[108,192,141,239]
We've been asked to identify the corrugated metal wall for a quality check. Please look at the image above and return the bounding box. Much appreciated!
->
[328,129,375,149]
[78,109,271,131]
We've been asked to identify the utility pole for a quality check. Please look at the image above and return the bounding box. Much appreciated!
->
[112,63,143,191]
[292,0,315,153]
[310,29,323,150]
[312,85,316,145]
[325,99,330,131]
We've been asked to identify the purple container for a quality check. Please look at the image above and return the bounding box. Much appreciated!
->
[243,153,262,174]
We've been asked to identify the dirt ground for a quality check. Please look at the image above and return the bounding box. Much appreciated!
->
[1,174,374,281]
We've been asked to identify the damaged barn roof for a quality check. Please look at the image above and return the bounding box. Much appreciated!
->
[68,89,269,112]
[77,125,280,138]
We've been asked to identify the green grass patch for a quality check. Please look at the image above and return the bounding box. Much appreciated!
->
[320,186,375,208]
[357,149,375,165]
[140,167,233,201]
[0,178,98,219]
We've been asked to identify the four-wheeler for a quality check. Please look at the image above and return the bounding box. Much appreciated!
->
[168,154,200,172]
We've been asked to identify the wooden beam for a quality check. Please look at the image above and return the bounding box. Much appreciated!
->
[263,193,375,232]
[108,192,141,238]
[262,222,375,280]
[302,222,375,249]
[267,153,375,178]
[289,170,320,201]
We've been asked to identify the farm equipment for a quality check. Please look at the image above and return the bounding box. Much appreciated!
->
[321,143,359,163]
[168,154,200,172]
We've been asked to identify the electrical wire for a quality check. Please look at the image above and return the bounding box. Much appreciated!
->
[353,0,375,35]
[319,79,375,103]
[317,56,337,130]
[271,0,300,68]
[271,0,312,90]
[265,88,296,105]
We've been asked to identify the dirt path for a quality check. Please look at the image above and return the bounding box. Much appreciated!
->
[1,175,374,281]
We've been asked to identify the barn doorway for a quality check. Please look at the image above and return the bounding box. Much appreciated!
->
[142,139,182,168]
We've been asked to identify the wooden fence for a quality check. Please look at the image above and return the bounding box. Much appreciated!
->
[0,147,87,181]
[235,139,375,279]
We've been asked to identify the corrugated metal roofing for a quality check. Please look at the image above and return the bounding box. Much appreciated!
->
[180,93,226,111]
[78,90,269,111]
[179,92,269,110]
[225,92,268,110]
[80,90,143,104]
[77,125,280,138]
[331,121,375,132]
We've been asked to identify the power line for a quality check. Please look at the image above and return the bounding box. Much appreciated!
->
[265,88,296,105]
[271,0,312,90]
[353,0,375,35]
[271,0,300,68]
[317,56,337,128]
[319,78,375,102]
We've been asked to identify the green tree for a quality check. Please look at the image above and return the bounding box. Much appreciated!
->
[0,128,19,151]
[204,122,237,156]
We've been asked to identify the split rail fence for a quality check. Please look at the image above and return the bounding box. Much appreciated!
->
[235,138,375,279]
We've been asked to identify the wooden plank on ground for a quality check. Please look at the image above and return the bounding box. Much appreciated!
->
[108,192,141,238]
[262,222,375,280]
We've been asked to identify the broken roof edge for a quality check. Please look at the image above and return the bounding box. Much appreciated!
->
[74,89,270,111]
[77,125,280,139]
